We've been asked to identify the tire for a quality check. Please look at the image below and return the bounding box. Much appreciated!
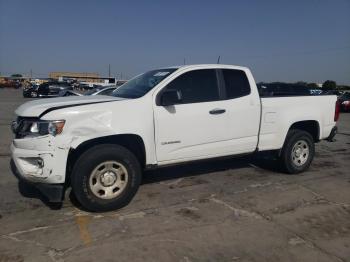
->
[30,91,38,98]
[71,144,142,212]
[279,129,315,174]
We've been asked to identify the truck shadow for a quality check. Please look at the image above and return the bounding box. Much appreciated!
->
[142,154,282,185]
[11,155,282,210]
[10,159,64,210]
[17,181,63,210]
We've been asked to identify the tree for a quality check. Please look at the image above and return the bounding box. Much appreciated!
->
[322,80,336,90]
[307,83,319,89]
[11,74,22,78]
[295,81,307,86]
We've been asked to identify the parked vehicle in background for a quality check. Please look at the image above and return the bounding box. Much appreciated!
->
[58,90,83,97]
[23,84,40,97]
[11,64,339,212]
[79,79,126,89]
[77,83,101,90]
[309,89,323,95]
[34,81,73,98]
[257,83,311,97]
[59,86,117,97]
[339,92,350,112]
[0,79,21,89]
[321,90,342,96]
[116,80,128,86]
[85,86,117,96]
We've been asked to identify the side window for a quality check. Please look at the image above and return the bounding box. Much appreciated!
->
[165,69,219,104]
[222,69,251,99]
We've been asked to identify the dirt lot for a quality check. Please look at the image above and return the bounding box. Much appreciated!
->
[0,88,349,262]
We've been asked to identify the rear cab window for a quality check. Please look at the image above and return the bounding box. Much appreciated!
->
[221,69,251,99]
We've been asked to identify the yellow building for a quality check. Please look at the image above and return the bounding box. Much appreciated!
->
[49,72,101,83]
[0,76,7,84]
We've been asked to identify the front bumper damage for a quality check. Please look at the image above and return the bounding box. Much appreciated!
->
[10,159,65,202]
[10,136,70,202]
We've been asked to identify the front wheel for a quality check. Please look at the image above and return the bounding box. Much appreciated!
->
[71,144,142,212]
[279,129,315,174]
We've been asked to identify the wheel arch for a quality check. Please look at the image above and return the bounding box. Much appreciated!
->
[288,120,320,142]
[66,134,146,184]
[276,120,320,157]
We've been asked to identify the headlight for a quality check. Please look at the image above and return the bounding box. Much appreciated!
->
[12,119,65,137]
[48,121,65,136]
[342,101,350,105]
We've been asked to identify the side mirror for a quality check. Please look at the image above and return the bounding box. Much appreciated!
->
[160,89,182,106]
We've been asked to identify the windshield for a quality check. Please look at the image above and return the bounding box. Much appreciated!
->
[112,68,177,98]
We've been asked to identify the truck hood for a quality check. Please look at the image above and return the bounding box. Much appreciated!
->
[15,95,125,117]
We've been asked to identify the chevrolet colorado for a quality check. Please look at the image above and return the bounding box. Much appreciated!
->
[11,64,339,211]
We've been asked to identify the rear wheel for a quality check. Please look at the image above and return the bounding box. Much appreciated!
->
[279,129,315,174]
[71,144,141,212]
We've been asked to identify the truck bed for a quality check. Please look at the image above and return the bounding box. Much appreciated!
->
[258,95,337,151]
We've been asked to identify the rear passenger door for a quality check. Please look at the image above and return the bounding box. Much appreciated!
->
[154,69,230,162]
[218,69,260,153]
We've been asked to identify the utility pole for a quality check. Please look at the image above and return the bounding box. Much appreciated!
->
[108,64,111,78]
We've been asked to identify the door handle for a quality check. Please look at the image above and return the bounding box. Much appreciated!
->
[209,108,226,115]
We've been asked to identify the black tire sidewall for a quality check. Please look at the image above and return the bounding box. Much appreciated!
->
[281,130,315,174]
[71,144,141,212]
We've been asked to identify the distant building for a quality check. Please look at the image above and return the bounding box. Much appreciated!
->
[30,78,50,85]
[49,72,101,83]
[0,76,7,84]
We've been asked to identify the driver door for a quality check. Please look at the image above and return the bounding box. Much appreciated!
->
[153,69,229,163]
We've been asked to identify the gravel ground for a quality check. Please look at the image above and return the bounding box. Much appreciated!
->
[0,88,349,262]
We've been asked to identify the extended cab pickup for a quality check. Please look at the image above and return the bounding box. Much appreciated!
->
[11,64,339,211]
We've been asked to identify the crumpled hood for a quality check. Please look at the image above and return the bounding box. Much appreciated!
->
[15,95,125,117]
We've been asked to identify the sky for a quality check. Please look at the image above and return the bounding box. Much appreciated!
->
[0,0,349,84]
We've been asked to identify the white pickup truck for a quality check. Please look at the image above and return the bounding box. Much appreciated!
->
[11,64,339,211]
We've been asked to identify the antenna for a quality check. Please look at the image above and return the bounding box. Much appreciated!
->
[108,64,111,77]
[217,56,221,64]
[183,58,186,65]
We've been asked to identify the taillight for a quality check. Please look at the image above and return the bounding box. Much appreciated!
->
[334,100,340,122]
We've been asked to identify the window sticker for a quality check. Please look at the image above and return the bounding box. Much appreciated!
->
[154,72,170,77]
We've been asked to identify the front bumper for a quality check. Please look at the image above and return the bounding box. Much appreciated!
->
[10,159,65,202]
[11,142,68,183]
[11,138,70,202]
